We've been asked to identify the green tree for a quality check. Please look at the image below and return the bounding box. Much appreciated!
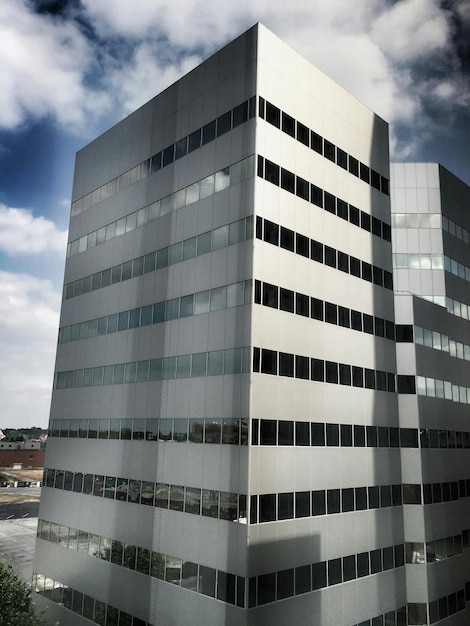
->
[0,560,48,626]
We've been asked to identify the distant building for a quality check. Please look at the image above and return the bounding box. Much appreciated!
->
[0,440,42,450]
[32,25,470,626]
[0,449,45,469]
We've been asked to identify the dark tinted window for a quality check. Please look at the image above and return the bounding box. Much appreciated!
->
[312,490,326,515]
[202,121,216,145]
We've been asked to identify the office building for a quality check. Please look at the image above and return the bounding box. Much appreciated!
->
[392,162,470,624]
[32,24,470,625]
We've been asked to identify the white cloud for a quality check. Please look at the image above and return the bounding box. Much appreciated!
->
[0,204,67,256]
[0,0,110,131]
[81,0,246,49]
[0,0,467,166]
[105,42,201,116]
[0,271,61,427]
[371,0,450,63]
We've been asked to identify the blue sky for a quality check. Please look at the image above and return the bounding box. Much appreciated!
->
[0,0,469,428]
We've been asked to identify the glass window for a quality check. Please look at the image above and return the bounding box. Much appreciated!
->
[296,121,309,146]
[184,487,201,515]
[220,491,238,521]
[343,555,356,581]
[311,423,325,446]
[295,491,310,518]
[264,220,279,246]
[200,175,215,199]
[295,355,309,379]
[278,492,294,520]
[325,246,336,267]
[311,131,323,154]
[312,490,326,515]
[342,488,354,512]
[326,361,338,384]
[264,159,280,185]
[357,552,369,577]
[325,302,337,324]
[311,561,327,590]
[327,489,340,514]
[324,192,336,214]
[260,349,277,375]
[173,418,188,442]
[295,422,310,446]
[326,423,339,446]
[327,558,342,585]
[265,102,280,127]
[311,184,323,207]
[340,424,352,446]
[311,297,323,320]
[295,565,311,595]
[259,494,276,522]
[311,358,324,381]
[194,289,210,314]
[281,112,295,137]
[202,490,219,518]
[278,421,294,445]
[281,168,295,193]
[169,485,185,511]
[354,487,366,510]
[207,351,224,376]
[182,561,198,590]
[205,419,221,444]
[277,568,294,600]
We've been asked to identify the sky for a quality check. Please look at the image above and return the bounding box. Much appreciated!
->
[0,0,469,429]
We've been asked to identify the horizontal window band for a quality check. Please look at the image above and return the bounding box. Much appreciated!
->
[258,97,389,196]
[68,154,255,259]
[35,518,246,611]
[48,417,470,451]
[247,541,403,608]
[256,215,393,291]
[393,252,470,287]
[253,347,398,393]
[48,417,248,445]
[255,279,395,341]
[249,480,470,524]
[34,569,158,625]
[43,468,247,523]
[64,213,253,301]
[352,605,407,626]
[59,280,252,345]
[53,347,251,390]
[257,154,391,242]
[421,293,470,322]
[70,96,256,218]
[406,528,470,566]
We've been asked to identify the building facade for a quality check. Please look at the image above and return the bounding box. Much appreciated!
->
[392,162,470,625]
[32,25,469,626]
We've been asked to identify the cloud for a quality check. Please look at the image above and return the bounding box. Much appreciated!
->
[0,204,68,256]
[0,0,109,131]
[0,271,61,427]
[105,42,201,116]
[0,0,468,166]
[371,0,450,63]
[81,0,246,49]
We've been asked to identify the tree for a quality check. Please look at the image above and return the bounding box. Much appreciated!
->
[0,560,48,626]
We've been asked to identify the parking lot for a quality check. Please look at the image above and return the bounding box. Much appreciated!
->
[0,487,40,583]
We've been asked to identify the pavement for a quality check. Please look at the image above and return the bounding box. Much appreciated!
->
[0,497,40,584]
